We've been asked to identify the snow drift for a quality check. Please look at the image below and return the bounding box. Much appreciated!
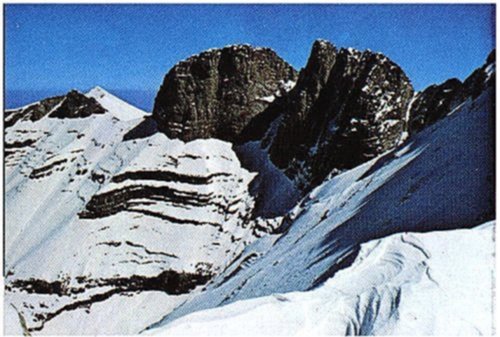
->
[147,221,494,336]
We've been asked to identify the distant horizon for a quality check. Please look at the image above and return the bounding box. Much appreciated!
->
[5,4,495,95]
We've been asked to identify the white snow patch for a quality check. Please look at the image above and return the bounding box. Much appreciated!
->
[257,95,275,103]
[148,222,494,336]
[484,63,495,80]
[86,86,147,121]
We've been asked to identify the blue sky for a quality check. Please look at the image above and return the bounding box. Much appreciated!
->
[5,4,495,92]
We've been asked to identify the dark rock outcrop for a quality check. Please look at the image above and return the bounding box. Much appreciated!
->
[5,95,65,127]
[48,90,106,119]
[5,90,107,127]
[9,269,212,333]
[408,78,463,133]
[462,49,495,100]
[238,40,337,144]
[409,49,495,134]
[152,45,297,142]
[266,40,415,189]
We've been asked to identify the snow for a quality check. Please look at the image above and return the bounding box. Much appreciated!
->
[37,292,189,335]
[147,87,494,333]
[147,222,494,336]
[398,131,409,144]
[235,141,300,217]
[485,63,495,79]
[258,95,275,103]
[86,86,148,120]
[281,80,296,93]
[4,90,263,334]
[257,80,296,103]
[4,303,26,336]
[3,71,494,334]
[5,123,258,280]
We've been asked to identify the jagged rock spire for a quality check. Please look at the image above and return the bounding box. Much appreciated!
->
[267,39,415,189]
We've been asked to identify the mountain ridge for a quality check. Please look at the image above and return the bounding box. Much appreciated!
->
[3,39,495,335]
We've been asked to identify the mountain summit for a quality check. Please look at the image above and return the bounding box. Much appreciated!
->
[152,44,297,142]
[86,86,148,121]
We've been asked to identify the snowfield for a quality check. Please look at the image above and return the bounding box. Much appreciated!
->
[4,87,264,334]
[86,86,148,120]
[145,87,494,334]
[147,221,494,336]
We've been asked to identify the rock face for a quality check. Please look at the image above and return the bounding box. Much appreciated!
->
[408,49,495,134]
[5,95,64,127]
[461,49,496,100]
[5,90,106,127]
[408,78,463,133]
[153,45,297,142]
[49,90,106,118]
[152,41,494,193]
[266,40,414,189]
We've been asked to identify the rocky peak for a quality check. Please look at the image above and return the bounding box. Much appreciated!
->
[299,39,338,90]
[461,49,495,99]
[5,89,107,127]
[5,95,64,128]
[265,40,414,189]
[409,49,495,134]
[49,89,107,118]
[152,45,297,142]
[236,40,337,145]
[408,78,463,133]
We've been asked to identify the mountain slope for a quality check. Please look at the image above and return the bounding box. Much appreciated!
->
[86,86,148,120]
[4,90,106,127]
[4,88,272,334]
[4,44,495,336]
[147,221,494,336]
[146,84,494,332]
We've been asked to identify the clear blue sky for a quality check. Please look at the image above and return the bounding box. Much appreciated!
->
[5,4,495,92]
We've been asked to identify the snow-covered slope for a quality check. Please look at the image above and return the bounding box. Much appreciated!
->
[86,86,148,120]
[146,86,494,333]
[4,55,495,335]
[6,132,258,282]
[148,221,494,336]
[4,92,269,334]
